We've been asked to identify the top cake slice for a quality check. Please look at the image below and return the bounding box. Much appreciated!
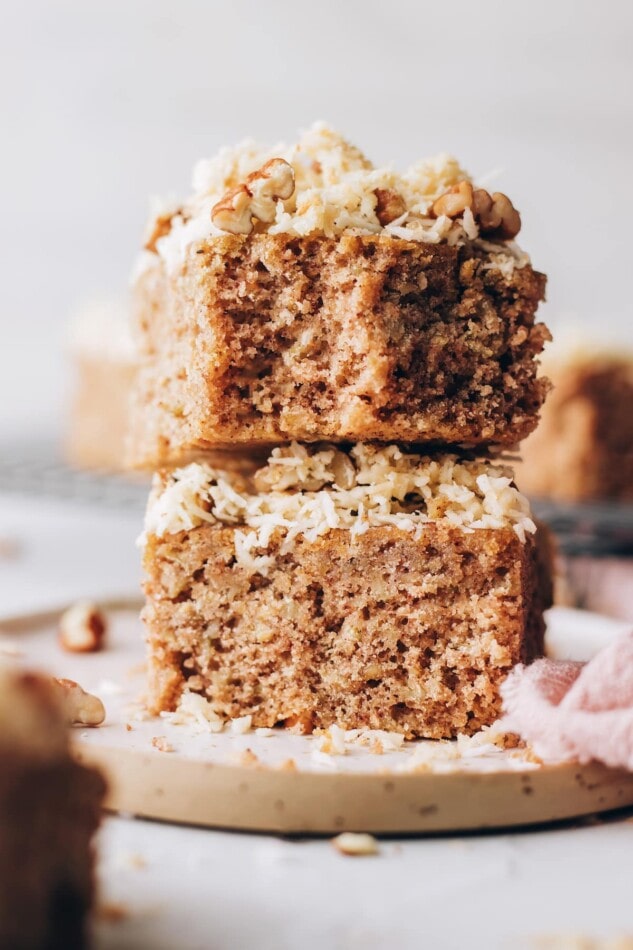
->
[127,123,549,467]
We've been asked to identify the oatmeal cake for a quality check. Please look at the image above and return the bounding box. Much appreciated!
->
[66,299,137,471]
[0,669,105,950]
[128,123,549,467]
[142,444,550,738]
[515,342,633,502]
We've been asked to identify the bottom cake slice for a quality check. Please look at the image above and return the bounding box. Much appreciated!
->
[142,444,551,738]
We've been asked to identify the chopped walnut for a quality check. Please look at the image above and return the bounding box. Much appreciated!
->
[431,180,521,240]
[332,832,379,856]
[373,188,407,226]
[53,678,105,726]
[58,601,106,653]
[431,180,474,219]
[487,192,521,240]
[211,158,295,235]
[211,185,252,235]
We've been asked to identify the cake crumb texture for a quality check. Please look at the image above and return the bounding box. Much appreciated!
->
[143,523,549,739]
[129,233,548,466]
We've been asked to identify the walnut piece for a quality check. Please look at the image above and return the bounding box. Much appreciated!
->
[211,158,295,235]
[58,601,106,653]
[373,188,407,226]
[431,180,521,240]
[432,180,474,219]
[332,833,379,856]
[53,678,106,726]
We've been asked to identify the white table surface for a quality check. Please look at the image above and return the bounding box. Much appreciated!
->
[2,490,633,949]
[0,492,142,617]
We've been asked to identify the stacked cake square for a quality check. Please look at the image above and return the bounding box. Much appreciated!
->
[129,123,552,738]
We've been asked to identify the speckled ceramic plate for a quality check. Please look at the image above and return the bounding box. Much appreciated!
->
[2,604,633,834]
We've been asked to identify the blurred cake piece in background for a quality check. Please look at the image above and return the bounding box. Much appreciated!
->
[0,668,105,949]
[66,298,137,471]
[515,336,633,502]
[564,556,633,622]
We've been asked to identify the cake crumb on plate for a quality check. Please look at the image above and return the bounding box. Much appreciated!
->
[332,833,379,857]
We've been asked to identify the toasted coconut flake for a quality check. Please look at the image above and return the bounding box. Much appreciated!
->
[145,443,535,574]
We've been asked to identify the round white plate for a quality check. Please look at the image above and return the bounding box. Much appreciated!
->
[2,604,633,834]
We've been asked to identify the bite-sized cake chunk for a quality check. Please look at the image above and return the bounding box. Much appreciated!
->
[0,669,105,950]
[127,124,549,467]
[515,343,633,502]
[142,444,551,738]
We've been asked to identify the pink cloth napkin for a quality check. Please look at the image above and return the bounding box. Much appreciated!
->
[500,630,633,771]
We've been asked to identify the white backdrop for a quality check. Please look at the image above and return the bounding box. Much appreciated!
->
[2,0,632,438]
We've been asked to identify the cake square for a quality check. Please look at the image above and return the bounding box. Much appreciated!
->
[66,300,137,472]
[516,348,633,502]
[141,445,550,738]
[0,670,105,950]
[127,125,549,468]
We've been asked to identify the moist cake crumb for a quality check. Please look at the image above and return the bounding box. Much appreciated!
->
[129,229,548,465]
[142,509,550,738]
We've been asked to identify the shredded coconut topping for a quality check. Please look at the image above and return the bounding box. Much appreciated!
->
[144,443,535,574]
[315,725,406,756]
[140,121,529,274]
[160,693,253,736]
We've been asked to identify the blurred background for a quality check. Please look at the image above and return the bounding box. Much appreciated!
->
[2,0,633,441]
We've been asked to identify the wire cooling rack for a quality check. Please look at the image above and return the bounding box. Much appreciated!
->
[531,498,633,556]
[0,440,148,513]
